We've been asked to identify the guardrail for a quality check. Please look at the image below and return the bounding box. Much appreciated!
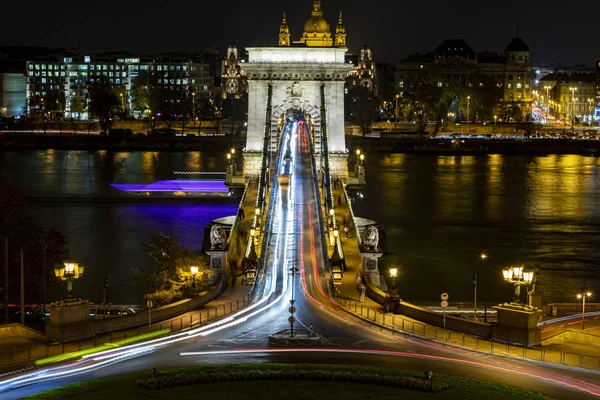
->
[0,290,254,367]
[333,294,600,371]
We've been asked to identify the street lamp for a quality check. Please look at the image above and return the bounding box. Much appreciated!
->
[389,267,398,294]
[502,264,534,303]
[226,153,232,164]
[54,261,84,299]
[360,154,365,165]
[480,252,488,322]
[576,291,592,330]
[494,115,497,133]
[190,266,199,275]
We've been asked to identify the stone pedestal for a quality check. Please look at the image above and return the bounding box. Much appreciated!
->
[492,303,544,347]
[243,152,263,177]
[206,250,228,284]
[46,298,92,342]
[359,251,383,288]
[328,152,348,178]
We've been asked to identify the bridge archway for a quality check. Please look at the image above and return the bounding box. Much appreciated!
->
[242,47,352,179]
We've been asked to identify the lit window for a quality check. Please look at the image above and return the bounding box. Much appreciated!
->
[28,71,33,76]
[41,78,46,83]
[437,82,442,87]
[508,83,512,89]
[157,66,162,71]
[517,83,522,89]
[90,65,95,70]
[399,81,404,88]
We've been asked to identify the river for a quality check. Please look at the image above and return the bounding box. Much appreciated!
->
[1,150,599,305]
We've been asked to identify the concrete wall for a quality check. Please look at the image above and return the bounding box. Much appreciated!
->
[46,276,226,342]
[543,329,600,347]
[0,323,45,340]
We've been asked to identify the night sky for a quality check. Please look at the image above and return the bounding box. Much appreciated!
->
[1,0,596,65]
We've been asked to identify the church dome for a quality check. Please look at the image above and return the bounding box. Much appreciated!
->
[304,16,331,34]
[505,37,529,52]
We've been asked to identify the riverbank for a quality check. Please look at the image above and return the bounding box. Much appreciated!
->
[3,132,600,155]
[0,133,244,151]
[346,136,600,155]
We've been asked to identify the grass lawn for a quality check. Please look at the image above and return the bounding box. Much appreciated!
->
[26,363,552,400]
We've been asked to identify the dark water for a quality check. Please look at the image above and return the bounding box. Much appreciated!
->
[353,153,600,305]
[1,150,599,305]
[0,150,238,304]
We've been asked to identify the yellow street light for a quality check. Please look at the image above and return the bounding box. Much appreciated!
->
[333,229,339,238]
[231,148,235,155]
[480,253,487,260]
[250,228,256,237]
[54,260,84,299]
[502,264,533,303]
[329,208,335,216]
[356,149,361,156]
[576,291,592,330]
[389,267,398,278]
[255,207,261,216]
[190,266,199,275]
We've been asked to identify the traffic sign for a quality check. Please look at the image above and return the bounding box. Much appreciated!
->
[289,299,296,305]
[288,316,296,324]
[441,293,449,301]
[288,306,296,314]
[441,300,448,308]
[147,300,153,308]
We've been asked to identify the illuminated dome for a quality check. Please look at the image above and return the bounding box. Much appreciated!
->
[300,0,333,47]
[304,16,331,34]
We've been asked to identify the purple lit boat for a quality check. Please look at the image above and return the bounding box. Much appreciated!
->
[111,180,230,196]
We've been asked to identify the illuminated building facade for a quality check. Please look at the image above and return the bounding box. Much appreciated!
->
[540,72,596,123]
[346,45,377,94]
[25,53,218,118]
[221,45,247,99]
[0,66,26,117]
[395,38,534,117]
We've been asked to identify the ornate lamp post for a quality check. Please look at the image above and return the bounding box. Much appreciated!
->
[502,264,534,303]
[576,291,592,330]
[54,261,84,299]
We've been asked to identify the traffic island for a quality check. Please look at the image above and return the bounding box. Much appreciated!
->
[268,329,322,346]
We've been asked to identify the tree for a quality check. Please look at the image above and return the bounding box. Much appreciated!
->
[518,113,539,139]
[70,97,86,120]
[346,85,377,136]
[131,71,164,132]
[136,233,211,306]
[0,186,70,312]
[88,80,120,134]
[44,89,66,119]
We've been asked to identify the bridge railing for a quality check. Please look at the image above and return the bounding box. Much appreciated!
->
[332,293,600,371]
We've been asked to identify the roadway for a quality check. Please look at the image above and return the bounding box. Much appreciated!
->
[2,121,600,399]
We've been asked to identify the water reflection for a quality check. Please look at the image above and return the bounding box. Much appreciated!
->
[355,154,600,304]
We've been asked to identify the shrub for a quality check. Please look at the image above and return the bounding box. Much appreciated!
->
[135,369,450,393]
